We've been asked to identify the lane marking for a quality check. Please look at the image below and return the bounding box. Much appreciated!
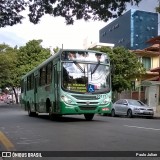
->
[0,131,15,150]
[124,125,160,131]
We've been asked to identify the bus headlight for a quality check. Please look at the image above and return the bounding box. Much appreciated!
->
[61,95,74,104]
[101,97,111,104]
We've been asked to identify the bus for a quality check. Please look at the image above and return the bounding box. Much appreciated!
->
[20,49,112,120]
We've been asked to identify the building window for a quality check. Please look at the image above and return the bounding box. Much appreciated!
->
[151,18,155,21]
[146,26,151,31]
[142,57,151,70]
[139,16,143,21]
[114,23,119,28]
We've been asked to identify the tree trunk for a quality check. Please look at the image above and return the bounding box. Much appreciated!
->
[12,87,19,104]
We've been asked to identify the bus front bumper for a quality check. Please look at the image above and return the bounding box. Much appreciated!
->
[59,102,112,115]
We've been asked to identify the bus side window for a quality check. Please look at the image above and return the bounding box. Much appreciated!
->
[27,76,31,90]
[46,62,52,84]
[31,74,34,89]
[39,67,46,86]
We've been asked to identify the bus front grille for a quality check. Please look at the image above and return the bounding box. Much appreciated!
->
[72,95,99,100]
[77,102,98,105]
[79,106,97,110]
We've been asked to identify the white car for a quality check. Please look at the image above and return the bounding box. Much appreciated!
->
[4,97,14,104]
[112,99,154,118]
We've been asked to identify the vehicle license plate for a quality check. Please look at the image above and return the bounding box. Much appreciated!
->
[144,112,151,115]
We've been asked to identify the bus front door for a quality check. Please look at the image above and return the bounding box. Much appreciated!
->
[53,65,59,113]
[34,76,38,112]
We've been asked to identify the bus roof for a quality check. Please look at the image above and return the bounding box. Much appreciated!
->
[21,49,109,79]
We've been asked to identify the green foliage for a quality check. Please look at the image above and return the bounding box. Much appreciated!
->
[53,46,60,53]
[0,40,50,88]
[0,44,18,88]
[16,39,51,81]
[0,0,27,27]
[156,7,160,13]
[156,0,160,13]
[0,0,142,27]
[0,40,50,103]
[91,46,146,93]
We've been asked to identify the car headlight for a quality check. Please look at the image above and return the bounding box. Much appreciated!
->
[134,107,140,110]
[61,95,74,104]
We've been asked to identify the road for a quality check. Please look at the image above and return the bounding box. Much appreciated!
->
[0,102,160,160]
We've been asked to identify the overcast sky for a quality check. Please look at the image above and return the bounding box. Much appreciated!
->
[0,0,159,49]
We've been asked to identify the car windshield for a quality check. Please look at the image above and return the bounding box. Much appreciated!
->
[128,100,145,106]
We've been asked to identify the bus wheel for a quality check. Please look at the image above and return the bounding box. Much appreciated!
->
[84,114,94,121]
[28,104,36,117]
[28,106,33,116]
[49,112,62,121]
[49,107,54,120]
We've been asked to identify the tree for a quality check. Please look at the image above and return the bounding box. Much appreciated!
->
[0,40,51,103]
[0,0,27,27]
[16,39,51,78]
[90,46,146,93]
[156,0,160,13]
[53,46,60,54]
[0,0,142,27]
[0,44,18,88]
[0,44,19,100]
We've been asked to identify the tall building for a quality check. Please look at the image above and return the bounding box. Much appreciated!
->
[99,9,158,50]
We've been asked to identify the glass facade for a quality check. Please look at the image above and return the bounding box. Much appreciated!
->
[99,9,158,50]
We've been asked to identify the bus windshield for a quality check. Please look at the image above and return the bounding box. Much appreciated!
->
[61,51,110,94]
[61,50,109,63]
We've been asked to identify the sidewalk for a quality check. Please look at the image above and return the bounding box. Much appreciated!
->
[154,112,160,119]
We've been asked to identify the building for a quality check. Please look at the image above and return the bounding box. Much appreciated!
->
[115,35,160,112]
[83,36,114,49]
[87,42,114,49]
[99,9,158,50]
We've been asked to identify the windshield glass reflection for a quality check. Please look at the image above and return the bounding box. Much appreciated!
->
[61,51,109,64]
[62,62,110,94]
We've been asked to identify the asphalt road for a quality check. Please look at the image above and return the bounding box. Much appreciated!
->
[0,102,160,160]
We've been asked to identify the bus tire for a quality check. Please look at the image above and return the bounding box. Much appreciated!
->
[49,107,54,120]
[49,107,62,120]
[28,103,36,117]
[84,114,94,121]
[49,112,62,121]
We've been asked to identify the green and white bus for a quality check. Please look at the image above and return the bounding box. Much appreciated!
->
[21,49,112,120]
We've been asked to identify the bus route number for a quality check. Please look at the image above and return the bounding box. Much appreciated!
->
[96,94,108,99]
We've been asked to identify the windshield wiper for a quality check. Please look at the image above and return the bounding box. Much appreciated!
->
[74,61,85,73]
[91,61,100,74]
[90,61,100,80]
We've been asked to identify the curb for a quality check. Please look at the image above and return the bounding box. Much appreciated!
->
[153,113,160,119]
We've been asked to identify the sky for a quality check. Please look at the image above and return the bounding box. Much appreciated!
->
[0,0,159,49]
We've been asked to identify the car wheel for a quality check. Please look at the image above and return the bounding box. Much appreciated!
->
[111,109,116,117]
[127,109,133,118]
[146,116,153,119]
